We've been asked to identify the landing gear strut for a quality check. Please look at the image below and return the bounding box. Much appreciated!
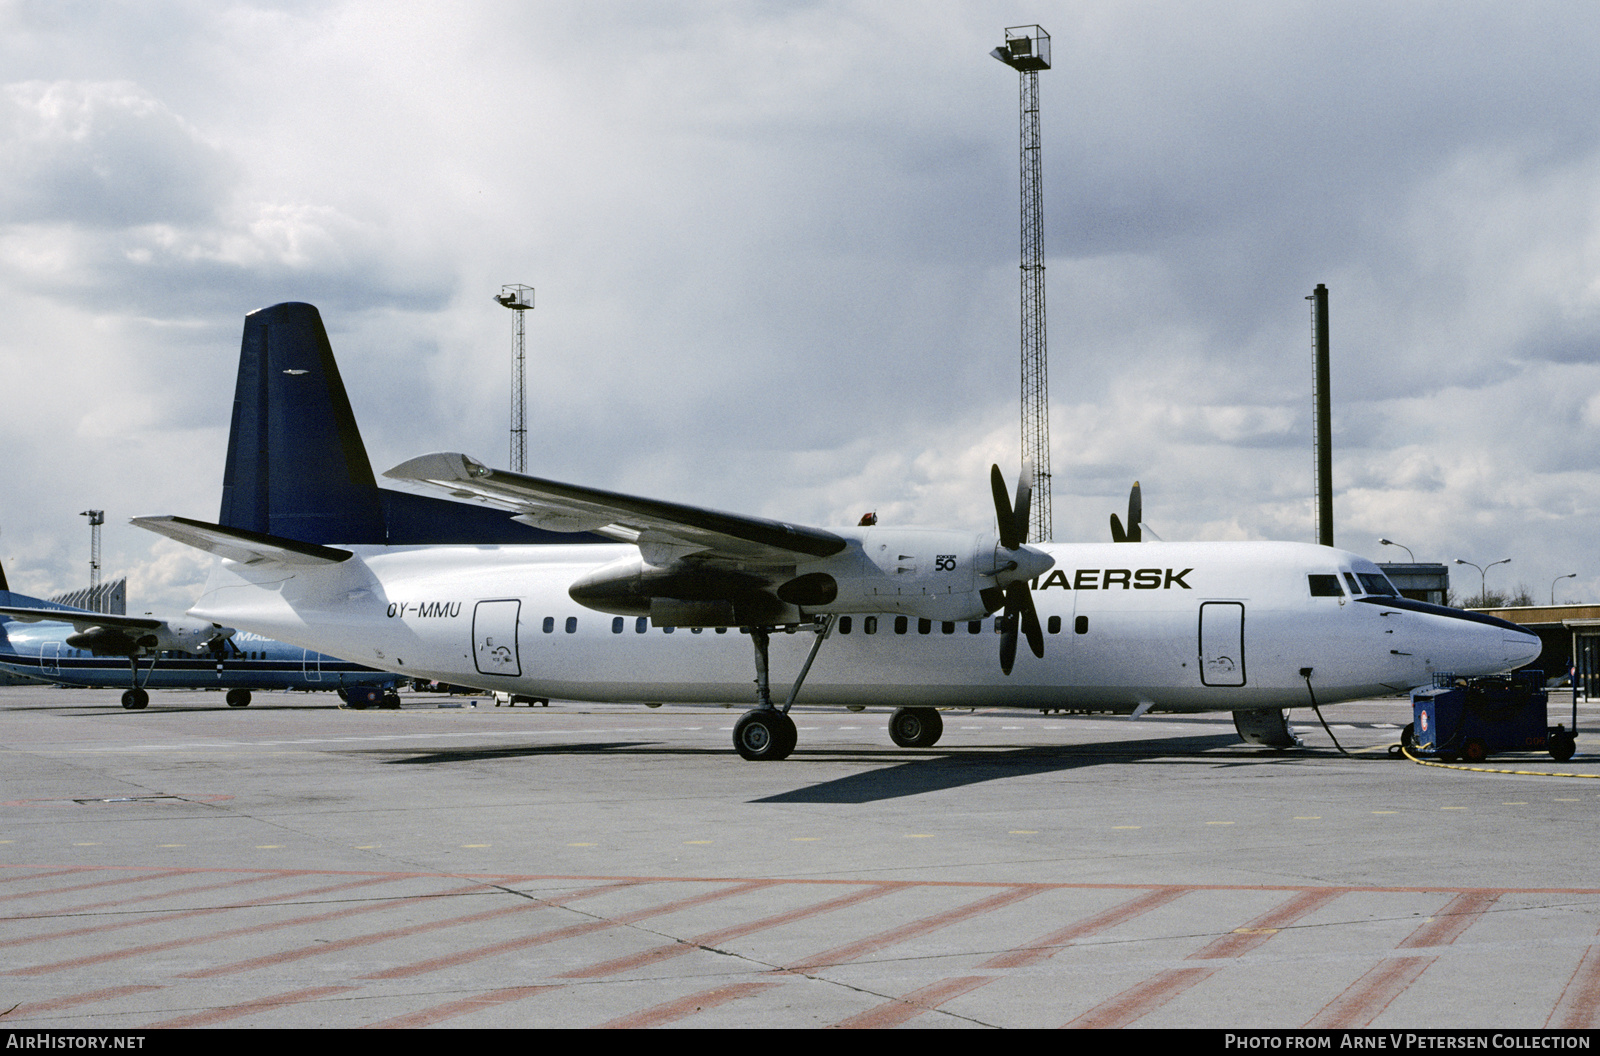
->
[120,655,149,709]
[731,618,833,761]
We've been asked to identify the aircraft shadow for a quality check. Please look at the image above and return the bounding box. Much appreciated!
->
[756,732,1300,804]
[374,742,657,764]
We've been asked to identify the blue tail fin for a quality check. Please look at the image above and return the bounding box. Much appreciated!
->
[218,302,596,546]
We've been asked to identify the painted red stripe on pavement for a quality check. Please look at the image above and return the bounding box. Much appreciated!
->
[4,985,162,1017]
[1064,887,1349,1029]
[782,885,1047,973]
[833,975,992,1029]
[1548,936,1600,1028]
[10,880,490,975]
[559,882,899,979]
[1306,890,1502,1027]
[0,868,193,904]
[364,986,564,1029]
[145,985,358,1029]
[596,981,781,1029]
[361,879,774,980]
[982,887,1193,970]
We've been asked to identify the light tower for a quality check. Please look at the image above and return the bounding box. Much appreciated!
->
[79,509,103,613]
[495,285,534,473]
[992,25,1052,541]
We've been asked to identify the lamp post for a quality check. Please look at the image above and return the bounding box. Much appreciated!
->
[1552,573,1577,605]
[1379,538,1414,562]
[1453,557,1510,605]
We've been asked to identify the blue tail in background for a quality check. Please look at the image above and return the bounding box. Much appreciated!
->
[218,302,598,546]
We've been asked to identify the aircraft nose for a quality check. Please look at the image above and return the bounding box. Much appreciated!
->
[1507,628,1542,669]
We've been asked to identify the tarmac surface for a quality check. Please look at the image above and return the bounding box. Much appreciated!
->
[2,684,1598,1030]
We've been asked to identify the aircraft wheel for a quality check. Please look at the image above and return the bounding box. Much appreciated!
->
[1550,730,1576,762]
[121,688,148,710]
[380,691,401,710]
[888,707,943,748]
[226,689,251,708]
[1462,738,1489,764]
[1400,723,1415,749]
[733,709,796,761]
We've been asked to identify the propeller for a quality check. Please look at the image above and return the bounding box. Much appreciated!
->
[988,464,1049,675]
[1110,481,1142,543]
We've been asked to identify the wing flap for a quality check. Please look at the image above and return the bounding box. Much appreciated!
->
[384,453,846,562]
[131,516,353,566]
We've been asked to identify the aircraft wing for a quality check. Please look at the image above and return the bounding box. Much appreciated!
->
[384,453,848,564]
[130,516,353,566]
[0,606,162,632]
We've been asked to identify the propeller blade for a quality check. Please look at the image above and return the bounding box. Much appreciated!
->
[1127,481,1142,544]
[1012,581,1045,658]
[1012,463,1034,545]
[991,464,1020,551]
[1110,512,1127,544]
[999,614,1018,676]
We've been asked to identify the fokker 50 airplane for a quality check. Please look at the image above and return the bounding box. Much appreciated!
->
[0,558,398,709]
[134,302,1540,758]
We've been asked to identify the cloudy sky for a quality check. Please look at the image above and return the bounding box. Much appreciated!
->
[2,0,1599,612]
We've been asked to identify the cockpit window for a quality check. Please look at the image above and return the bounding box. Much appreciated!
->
[1357,573,1399,596]
[1308,574,1344,597]
[1343,572,1363,595]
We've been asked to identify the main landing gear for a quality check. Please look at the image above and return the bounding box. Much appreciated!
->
[730,620,947,759]
[120,654,149,709]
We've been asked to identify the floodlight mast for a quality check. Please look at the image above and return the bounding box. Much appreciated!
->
[992,25,1053,542]
[79,509,103,614]
[495,285,535,474]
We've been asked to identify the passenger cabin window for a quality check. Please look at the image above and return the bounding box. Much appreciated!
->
[864,617,878,634]
[918,618,932,635]
[542,616,555,633]
[1308,574,1344,597]
[565,616,578,633]
[894,616,908,634]
[1357,573,1399,596]
[612,617,624,634]
[838,616,852,634]
[635,617,648,633]
[1048,615,1061,634]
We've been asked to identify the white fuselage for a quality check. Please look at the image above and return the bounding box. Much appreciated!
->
[184,538,1541,713]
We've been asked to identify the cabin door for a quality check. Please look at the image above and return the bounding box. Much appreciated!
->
[473,599,522,678]
[1199,602,1246,687]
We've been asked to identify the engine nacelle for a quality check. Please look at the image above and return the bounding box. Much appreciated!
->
[568,555,796,626]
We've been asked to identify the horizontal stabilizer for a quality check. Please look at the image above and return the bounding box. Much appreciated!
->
[132,516,353,567]
[385,452,848,561]
[0,606,161,632]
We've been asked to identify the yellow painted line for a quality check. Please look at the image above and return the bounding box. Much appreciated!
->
[685,840,713,845]
[567,843,595,847]
[1112,826,1141,830]
[1205,821,1235,826]
[460,844,490,848]
[792,837,820,842]
[255,845,282,849]
[904,834,935,839]
[1294,816,1321,820]
[1372,811,1398,815]
[1009,830,1038,834]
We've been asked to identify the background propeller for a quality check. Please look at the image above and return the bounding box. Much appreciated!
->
[989,464,1047,675]
[1110,481,1142,543]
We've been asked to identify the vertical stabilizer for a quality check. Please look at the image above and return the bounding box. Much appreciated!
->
[220,303,388,544]
[217,302,601,547]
